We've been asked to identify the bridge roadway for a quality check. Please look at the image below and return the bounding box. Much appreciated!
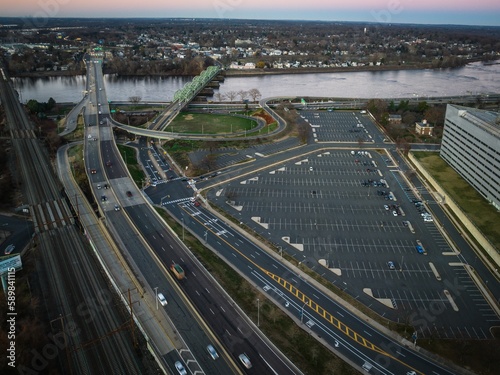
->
[0,64,145,374]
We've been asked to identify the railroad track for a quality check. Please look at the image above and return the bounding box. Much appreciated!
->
[0,66,145,374]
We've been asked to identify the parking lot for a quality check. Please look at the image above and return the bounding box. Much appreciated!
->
[299,110,375,143]
[207,146,498,339]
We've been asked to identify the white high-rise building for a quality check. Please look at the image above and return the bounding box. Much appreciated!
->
[440,104,500,210]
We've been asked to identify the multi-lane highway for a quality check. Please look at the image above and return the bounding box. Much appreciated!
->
[84,57,303,374]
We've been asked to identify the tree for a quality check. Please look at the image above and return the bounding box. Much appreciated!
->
[129,96,141,104]
[225,91,237,103]
[417,101,429,113]
[424,106,445,126]
[248,88,262,103]
[237,90,248,102]
[26,99,41,114]
[366,99,387,119]
[47,97,56,111]
[255,61,266,69]
[214,92,225,102]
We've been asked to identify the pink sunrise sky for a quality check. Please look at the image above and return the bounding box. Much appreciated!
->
[2,0,500,26]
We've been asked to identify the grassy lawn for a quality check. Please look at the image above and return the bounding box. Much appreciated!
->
[413,152,500,250]
[117,144,146,187]
[168,112,258,134]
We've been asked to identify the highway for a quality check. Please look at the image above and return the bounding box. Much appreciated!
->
[84,57,304,375]
[0,65,145,374]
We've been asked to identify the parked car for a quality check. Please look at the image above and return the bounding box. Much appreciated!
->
[387,261,395,270]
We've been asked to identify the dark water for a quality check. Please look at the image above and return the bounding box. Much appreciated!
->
[12,61,500,103]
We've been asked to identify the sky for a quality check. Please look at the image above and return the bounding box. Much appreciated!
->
[2,0,500,27]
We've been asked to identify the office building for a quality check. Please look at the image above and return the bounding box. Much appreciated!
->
[440,104,500,210]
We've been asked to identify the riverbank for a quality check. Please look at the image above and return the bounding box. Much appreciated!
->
[7,62,459,79]
[224,63,438,77]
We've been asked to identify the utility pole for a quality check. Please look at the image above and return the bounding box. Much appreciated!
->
[257,298,260,327]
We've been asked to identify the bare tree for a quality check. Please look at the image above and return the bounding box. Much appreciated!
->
[129,96,141,104]
[225,91,237,103]
[237,90,248,102]
[214,92,225,102]
[248,88,262,103]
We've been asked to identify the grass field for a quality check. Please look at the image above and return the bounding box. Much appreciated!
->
[168,112,258,134]
[413,152,500,251]
[117,144,145,186]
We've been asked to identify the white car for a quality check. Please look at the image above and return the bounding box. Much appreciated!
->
[238,353,252,369]
[157,293,167,306]
[392,210,398,217]
[174,361,187,375]
[207,344,219,360]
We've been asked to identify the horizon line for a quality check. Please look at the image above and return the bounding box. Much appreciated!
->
[1,16,500,29]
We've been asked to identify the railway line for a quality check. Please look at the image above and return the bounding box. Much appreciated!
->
[0,66,146,374]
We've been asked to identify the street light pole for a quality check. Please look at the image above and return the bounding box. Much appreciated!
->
[257,298,260,327]
[181,217,184,241]
[154,287,158,310]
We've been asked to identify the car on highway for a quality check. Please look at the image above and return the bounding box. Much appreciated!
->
[4,244,15,255]
[238,353,252,369]
[114,205,120,211]
[90,169,97,174]
[174,361,187,375]
[206,344,219,360]
[387,261,395,270]
[126,191,133,197]
[101,195,107,202]
[97,184,101,189]
[157,292,167,306]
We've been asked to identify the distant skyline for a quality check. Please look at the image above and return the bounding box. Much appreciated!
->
[2,0,500,27]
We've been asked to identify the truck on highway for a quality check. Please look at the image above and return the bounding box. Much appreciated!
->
[170,263,185,280]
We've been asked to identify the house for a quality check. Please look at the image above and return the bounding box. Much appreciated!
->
[415,119,433,136]
[388,114,402,124]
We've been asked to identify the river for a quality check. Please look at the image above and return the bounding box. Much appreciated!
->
[12,61,500,103]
